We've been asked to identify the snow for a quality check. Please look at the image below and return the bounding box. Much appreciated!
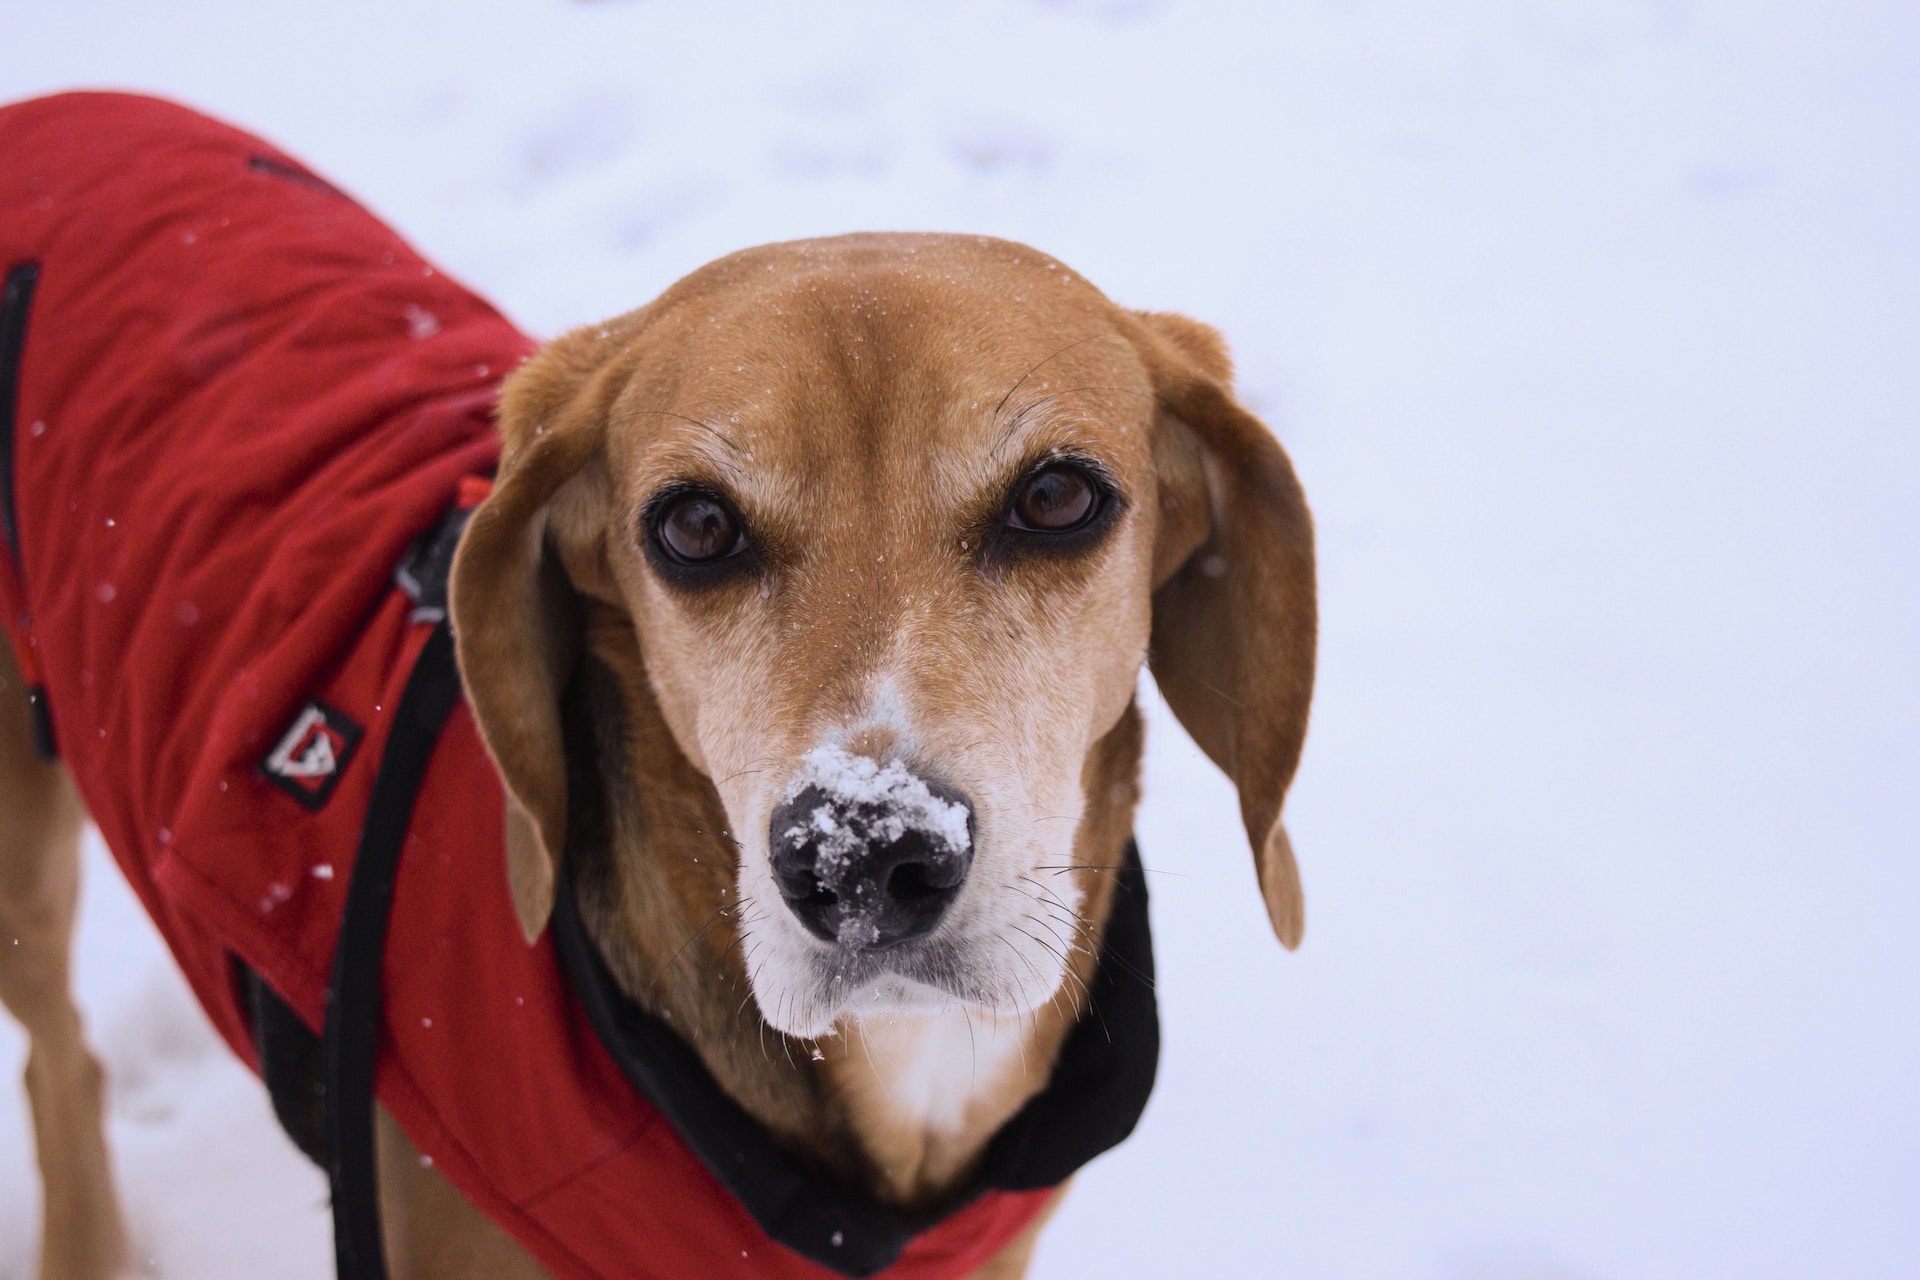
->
[3,2,1917,1278]
[782,747,970,947]
[786,745,974,878]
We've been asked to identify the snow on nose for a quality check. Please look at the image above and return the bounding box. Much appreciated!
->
[768,747,973,949]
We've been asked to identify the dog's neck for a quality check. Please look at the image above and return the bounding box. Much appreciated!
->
[566,611,1140,1206]
[816,1007,1046,1201]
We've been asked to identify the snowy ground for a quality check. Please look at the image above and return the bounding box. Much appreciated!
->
[3,2,1917,1277]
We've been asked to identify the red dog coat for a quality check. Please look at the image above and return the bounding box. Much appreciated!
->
[0,92,1060,1279]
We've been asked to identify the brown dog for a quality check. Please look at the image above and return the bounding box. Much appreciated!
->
[1,231,1314,1278]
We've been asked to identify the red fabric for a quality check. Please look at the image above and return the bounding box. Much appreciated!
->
[0,92,1049,1280]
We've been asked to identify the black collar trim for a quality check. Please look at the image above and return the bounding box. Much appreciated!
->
[550,842,1160,1279]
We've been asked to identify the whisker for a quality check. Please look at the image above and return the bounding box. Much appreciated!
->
[645,821,744,854]
[1033,863,1188,879]
[1012,924,1090,1010]
[628,406,743,457]
[991,334,1109,426]
[659,901,737,982]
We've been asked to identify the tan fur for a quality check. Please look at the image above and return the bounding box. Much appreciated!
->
[3,232,1315,1278]
[374,1108,553,1280]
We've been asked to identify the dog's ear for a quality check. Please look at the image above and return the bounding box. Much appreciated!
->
[451,325,626,941]
[1131,311,1317,949]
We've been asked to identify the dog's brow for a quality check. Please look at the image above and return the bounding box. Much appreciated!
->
[989,334,1111,424]
[630,406,743,456]
[992,384,1153,455]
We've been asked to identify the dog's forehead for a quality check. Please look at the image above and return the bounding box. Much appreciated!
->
[604,235,1153,495]
[665,232,1105,332]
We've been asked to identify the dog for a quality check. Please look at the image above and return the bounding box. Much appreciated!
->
[0,92,1315,1280]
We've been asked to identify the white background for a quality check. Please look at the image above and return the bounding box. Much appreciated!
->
[3,2,1916,1277]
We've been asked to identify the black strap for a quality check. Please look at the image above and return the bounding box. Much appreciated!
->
[325,620,462,1280]
[0,262,35,565]
[1,260,57,761]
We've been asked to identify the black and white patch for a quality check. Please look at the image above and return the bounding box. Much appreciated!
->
[262,700,362,810]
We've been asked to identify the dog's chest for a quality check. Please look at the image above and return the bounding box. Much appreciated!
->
[840,1010,1031,1138]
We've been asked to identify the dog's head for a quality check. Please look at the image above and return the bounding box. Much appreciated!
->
[451,234,1313,1040]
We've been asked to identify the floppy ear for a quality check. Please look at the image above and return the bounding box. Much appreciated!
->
[1131,311,1317,949]
[450,327,624,941]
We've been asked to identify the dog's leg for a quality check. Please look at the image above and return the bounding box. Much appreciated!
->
[965,1185,1066,1280]
[0,643,128,1280]
[375,1106,552,1279]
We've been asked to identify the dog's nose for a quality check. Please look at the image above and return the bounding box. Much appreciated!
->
[768,765,974,950]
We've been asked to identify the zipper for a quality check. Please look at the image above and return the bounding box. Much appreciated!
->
[0,259,56,758]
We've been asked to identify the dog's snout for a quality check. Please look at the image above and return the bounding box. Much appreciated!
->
[769,767,974,951]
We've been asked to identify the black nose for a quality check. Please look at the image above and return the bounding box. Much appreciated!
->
[769,772,974,950]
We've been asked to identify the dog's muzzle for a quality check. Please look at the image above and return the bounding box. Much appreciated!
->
[769,769,974,951]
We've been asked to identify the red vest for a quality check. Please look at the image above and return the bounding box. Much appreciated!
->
[0,91,1050,1280]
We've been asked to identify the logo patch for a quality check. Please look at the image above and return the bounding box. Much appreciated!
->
[263,701,362,810]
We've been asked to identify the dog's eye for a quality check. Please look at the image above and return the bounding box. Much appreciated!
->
[656,492,745,565]
[1009,463,1099,532]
